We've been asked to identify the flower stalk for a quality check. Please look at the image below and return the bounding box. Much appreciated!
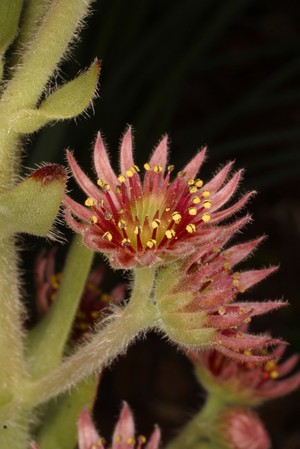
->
[24,267,158,407]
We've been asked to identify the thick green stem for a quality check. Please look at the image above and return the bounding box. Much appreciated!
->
[0,238,27,404]
[165,394,226,449]
[24,267,158,407]
[27,235,94,379]
[0,408,29,449]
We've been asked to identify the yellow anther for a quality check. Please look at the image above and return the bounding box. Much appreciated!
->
[188,207,197,216]
[186,223,196,233]
[79,322,89,330]
[90,311,99,319]
[233,272,240,279]
[167,165,174,172]
[192,196,201,204]
[102,232,112,241]
[138,436,147,444]
[127,437,135,445]
[177,170,185,177]
[270,370,279,379]
[97,179,104,187]
[165,229,176,239]
[118,174,126,183]
[232,279,240,287]
[116,186,121,193]
[202,190,211,198]
[201,213,211,222]
[50,274,60,290]
[101,293,110,302]
[153,165,162,173]
[118,219,127,229]
[103,183,111,192]
[151,219,161,229]
[144,163,151,171]
[213,247,221,253]
[165,207,170,212]
[104,211,112,220]
[187,179,195,186]
[132,164,140,172]
[243,349,252,356]
[134,225,141,235]
[189,186,198,193]
[122,238,131,246]
[218,307,226,315]
[194,178,203,188]
[264,360,277,372]
[90,215,98,224]
[115,435,122,443]
[244,317,252,324]
[85,197,95,207]
[203,200,212,209]
[147,239,156,248]
[223,262,231,270]
[126,169,134,178]
[172,211,182,224]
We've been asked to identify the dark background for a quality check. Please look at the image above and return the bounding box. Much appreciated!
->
[22,1,300,448]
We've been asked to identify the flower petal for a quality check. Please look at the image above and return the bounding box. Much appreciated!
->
[120,126,134,173]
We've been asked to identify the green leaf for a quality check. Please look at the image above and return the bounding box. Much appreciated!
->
[0,164,66,237]
[12,60,100,134]
[36,374,99,449]
[0,0,23,54]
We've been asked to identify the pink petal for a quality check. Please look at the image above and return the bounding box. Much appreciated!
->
[217,332,282,351]
[67,151,100,199]
[65,208,88,233]
[64,195,92,222]
[202,161,234,193]
[112,402,135,449]
[209,192,254,224]
[145,425,161,449]
[278,354,299,377]
[237,300,286,317]
[239,267,278,291]
[210,170,243,212]
[258,371,300,399]
[181,147,207,179]
[77,407,100,449]
[120,126,134,173]
[93,132,119,188]
[217,345,273,364]
[149,135,168,172]
[224,237,264,266]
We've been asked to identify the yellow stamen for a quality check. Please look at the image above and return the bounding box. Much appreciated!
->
[144,163,151,171]
[153,165,162,173]
[187,179,195,186]
[118,174,126,183]
[103,183,110,192]
[102,232,112,241]
[202,190,211,198]
[165,229,176,239]
[118,219,127,229]
[270,370,279,379]
[189,186,198,193]
[134,226,141,235]
[218,307,226,315]
[243,349,252,356]
[132,164,140,172]
[172,211,182,224]
[147,239,156,248]
[167,165,174,172]
[85,197,95,207]
[194,178,203,188]
[127,437,135,445]
[192,196,200,204]
[186,223,196,233]
[104,211,112,220]
[188,207,197,216]
[126,169,134,178]
[203,200,212,209]
[232,279,240,287]
[90,215,98,224]
[97,179,104,187]
[122,238,131,246]
[177,170,185,177]
[138,436,147,444]
[151,219,161,229]
[201,213,211,222]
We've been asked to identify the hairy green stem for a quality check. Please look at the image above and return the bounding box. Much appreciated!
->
[24,267,158,408]
[27,235,94,379]
[0,238,27,404]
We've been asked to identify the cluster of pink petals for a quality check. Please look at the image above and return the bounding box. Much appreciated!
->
[165,234,284,362]
[64,127,253,268]
[35,248,125,338]
[189,341,300,404]
[219,408,271,449]
[31,402,160,449]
